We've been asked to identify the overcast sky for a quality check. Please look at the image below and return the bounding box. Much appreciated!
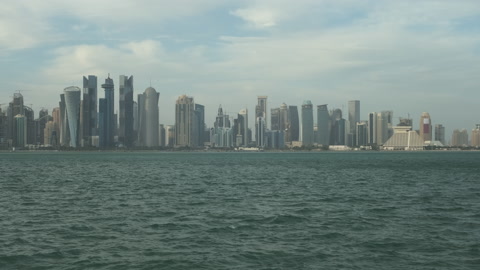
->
[1,0,479,138]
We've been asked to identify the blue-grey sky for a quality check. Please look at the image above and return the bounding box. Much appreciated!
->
[1,0,479,139]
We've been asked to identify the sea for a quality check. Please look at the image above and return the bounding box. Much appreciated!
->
[0,151,479,269]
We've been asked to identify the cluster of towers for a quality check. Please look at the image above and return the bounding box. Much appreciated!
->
[2,79,480,150]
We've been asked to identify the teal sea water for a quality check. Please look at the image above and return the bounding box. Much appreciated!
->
[0,151,479,269]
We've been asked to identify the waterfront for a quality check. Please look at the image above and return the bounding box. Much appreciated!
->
[1,152,479,269]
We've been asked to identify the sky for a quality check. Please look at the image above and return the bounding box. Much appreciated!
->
[1,0,479,139]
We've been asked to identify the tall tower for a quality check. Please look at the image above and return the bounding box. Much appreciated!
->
[82,75,97,146]
[59,94,69,146]
[175,95,196,147]
[194,104,205,147]
[119,75,134,147]
[279,103,288,132]
[348,100,360,132]
[270,107,280,131]
[368,112,377,145]
[239,108,248,146]
[64,86,81,148]
[255,96,267,141]
[144,87,160,147]
[419,112,432,142]
[435,124,445,145]
[99,75,115,148]
[317,104,330,146]
[301,100,314,146]
[287,105,299,142]
[348,100,360,146]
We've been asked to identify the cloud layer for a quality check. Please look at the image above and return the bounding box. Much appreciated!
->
[1,0,479,136]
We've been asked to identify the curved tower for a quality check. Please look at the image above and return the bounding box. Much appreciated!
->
[64,86,81,147]
[144,87,160,147]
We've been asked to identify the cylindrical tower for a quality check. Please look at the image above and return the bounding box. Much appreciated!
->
[64,86,81,147]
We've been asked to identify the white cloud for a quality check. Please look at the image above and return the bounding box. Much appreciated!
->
[231,8,278,28]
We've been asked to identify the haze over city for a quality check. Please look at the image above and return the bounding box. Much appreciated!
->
[1,0,479,132]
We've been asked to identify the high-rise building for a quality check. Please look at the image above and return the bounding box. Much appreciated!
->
[175,95,197,147]
[270,107,280,131]
[7,93,24,147]
[82,75,97,146]
[279,103,289,131]
[419,112,432,142]
[471,125,480,147]
[159,124,166,147]
[317,104,330,146]
[435,124,446,145]
[256,117,266,147]
[451,129,468,146]
[14,115,27,148]
[166,125,175,147]
[329,108,347,145]
[368,112,377,145]
[99,75,115,148]
[59,94,69,147]
[64,86,81,148]
[376,111,390,145]
[119,75,134,147]
[348,100,360,145]
[212,106,233,148]
[255,96,267,140]
[36,108,49,145]
[356,121,368,146]
[0,108,7,147]
[24,106,35,145]
[194,104,205,147]
[301,100,314,146]
[238,108,248,146]
[44,120,58,146]
[287,105,299,142]
[144,87,160,147]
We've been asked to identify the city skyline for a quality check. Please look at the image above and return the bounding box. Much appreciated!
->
[1,1,480,133]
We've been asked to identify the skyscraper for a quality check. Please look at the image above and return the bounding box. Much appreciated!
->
[143,87,160,147]
[317,104,330,146]
[194,104,205,147]
[348,100,360,146]
[419,112,432,142]
[287,105,299,142]
[435,124,445,145]
[356,121,368,146]
[175,95,197,147]
[14,115,27,148]
[451,129,468,146]
[471,124,480,147]
[256,117,266,147]
[119,75,134,147]
[256,96,267,141]
[99,75,115,148]
[301,100,314,146]
[368,112,377,145]
[329,108,346,145]
[24,106,35,145]
[59,94,69,146]
[82,75,97,146]
[64,86,81,148]
[238,108,248,146]
[7,93,24,147]
[270,107,280,131]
